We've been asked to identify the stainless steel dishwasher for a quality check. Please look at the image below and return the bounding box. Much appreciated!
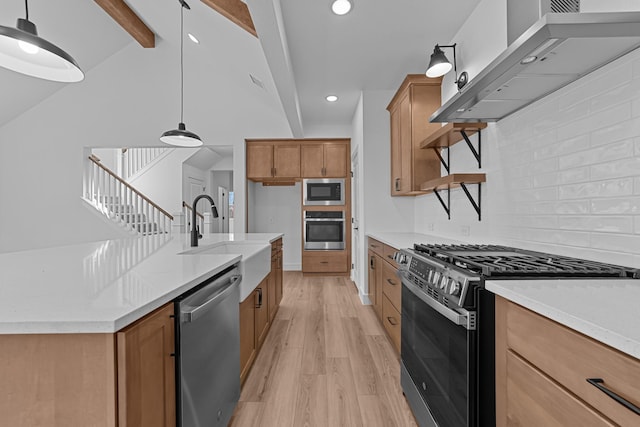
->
[175,265,242,427]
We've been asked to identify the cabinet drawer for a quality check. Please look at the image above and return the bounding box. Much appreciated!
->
[382,294,401,354]
[383,244,399,269]
[382,261,401,312]
[303,253,348,273]
[506,350,615,427]
[368,238,384,257]
[506,302,640,426]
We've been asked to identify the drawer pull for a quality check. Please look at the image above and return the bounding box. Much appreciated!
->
[387,316,398,326]
[387,255,394,260]
[387,279,397,286]
[320,261,329,264]
[586,378,640,415]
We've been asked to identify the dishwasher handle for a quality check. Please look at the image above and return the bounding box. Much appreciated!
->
[181,274,242,323]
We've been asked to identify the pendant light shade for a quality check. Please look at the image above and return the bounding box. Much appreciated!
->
[161,0,202,147]
[426,45,452,78]
[160,122,202,147]
[0,2,83,82]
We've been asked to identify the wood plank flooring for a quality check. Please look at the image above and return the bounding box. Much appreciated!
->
[229,272,418,427]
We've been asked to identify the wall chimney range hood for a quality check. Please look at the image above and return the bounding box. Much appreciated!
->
[430,12,640,123]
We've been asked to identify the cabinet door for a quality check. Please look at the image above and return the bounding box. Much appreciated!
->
[239,293,256,384]
[246,144,274,179]
[254,281,270,350]
[275,249,283,306]
[323,143,348,177]
[116,303,175,427]
[389,104,403,195]
[301,144,325,177]
[273,144,301,178]
[368,251,382,321]
[267,269,277,323]
[398,91,413,194]
[506,351,615,427]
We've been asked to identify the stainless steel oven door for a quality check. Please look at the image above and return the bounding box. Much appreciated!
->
[303,217,345,250]
[400,271,478,427]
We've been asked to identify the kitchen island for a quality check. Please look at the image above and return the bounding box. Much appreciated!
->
[0,232,282,427]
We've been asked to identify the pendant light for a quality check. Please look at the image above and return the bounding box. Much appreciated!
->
[0,0,84,82]
[160,0,203,147]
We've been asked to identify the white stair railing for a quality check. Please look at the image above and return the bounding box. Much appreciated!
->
[121,147,171,180]
[85,155,173,235]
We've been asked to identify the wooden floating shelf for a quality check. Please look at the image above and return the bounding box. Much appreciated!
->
[419,122,487,149]
[420,173,486,193]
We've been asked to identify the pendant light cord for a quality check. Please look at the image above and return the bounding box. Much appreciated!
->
[24,0,29,20]
[180,2,185,124]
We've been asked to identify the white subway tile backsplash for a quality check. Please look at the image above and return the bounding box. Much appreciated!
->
[557,216,633,233]
[558,166,590,185]
[419,48,640,262]
[559,178,633,200]
[590,197,640,214]
[590,157,640,180]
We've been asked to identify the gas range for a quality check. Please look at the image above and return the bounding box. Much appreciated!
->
[396,243,640,310]
[397,244,640,427]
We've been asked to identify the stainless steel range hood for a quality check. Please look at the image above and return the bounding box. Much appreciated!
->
[430,12,640,123]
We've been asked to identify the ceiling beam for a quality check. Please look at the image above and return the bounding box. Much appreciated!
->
[201,0,257,38]
[94,0,155,48]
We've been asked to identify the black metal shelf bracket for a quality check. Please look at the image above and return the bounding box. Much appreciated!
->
[460,182,482,221]
[432,147,450,174]
[433,188,451,220]
[460,130,482,169]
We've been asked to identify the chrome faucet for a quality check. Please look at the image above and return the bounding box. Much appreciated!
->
[191,194,219,247]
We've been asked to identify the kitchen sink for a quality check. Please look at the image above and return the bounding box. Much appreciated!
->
[183,242,271,301]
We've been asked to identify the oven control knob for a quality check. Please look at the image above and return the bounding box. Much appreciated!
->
[441,277,449,290]
[448,281,461,296]
[432,272,440,284]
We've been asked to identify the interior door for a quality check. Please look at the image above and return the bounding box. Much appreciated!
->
[217,186,230,233]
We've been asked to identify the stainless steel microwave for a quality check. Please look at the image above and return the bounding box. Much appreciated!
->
[303,178,345,206]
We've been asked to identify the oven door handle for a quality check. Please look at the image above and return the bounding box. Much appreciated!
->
[400,272,476,330]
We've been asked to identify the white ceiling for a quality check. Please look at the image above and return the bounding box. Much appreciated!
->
[0,0,481,135]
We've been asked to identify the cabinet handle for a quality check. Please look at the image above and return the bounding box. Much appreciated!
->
[387,278,397,286]
[320,261,329,264]
[586,378,640,415]
[395,178,400,191]
[387,316,398,326]
[387,255,394,261]
[256,288,263,308]
[370,257,375,269]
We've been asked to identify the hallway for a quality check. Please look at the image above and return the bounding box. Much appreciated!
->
[229,272,418,427]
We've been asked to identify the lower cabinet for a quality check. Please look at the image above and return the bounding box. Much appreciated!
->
[116,302,175,427]
[239,238,284,385]
[367,237,401,353]
[496,296,640,427]
[302,251,349,274]
[0,302,176,427]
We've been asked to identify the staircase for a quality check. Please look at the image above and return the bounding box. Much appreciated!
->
[84,154,173,236]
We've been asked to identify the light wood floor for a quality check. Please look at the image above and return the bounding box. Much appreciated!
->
[229,271,418,427]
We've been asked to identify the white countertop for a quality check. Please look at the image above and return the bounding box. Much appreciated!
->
[0,233,282,334]
[367,231,463,250]
[486,279,640,360]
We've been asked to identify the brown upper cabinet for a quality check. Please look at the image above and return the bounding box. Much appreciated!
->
[246,141,301,181]
[387,75,443,196]
[301,141,349,178]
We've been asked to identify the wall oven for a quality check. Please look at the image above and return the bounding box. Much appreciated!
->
[303,210,345,250]
[303,178,345,206]
[395,243,640,427]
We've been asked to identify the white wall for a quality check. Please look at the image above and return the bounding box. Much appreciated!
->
[415,43,640,268]
[0,25,291,252]
[250,183,302,270]
[581,0,640,12]
[362,90,415,234]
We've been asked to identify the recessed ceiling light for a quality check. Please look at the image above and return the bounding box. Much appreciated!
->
[326,95,338,102]
[188,33,199,44]
[331,0,352,15]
